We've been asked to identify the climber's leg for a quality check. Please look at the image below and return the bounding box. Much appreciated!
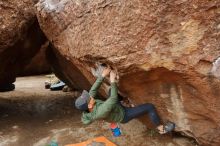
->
[121,103,160,126]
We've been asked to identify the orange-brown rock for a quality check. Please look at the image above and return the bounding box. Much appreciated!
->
[19,42,51,76]
[45,44,91,91]
[0,0,47,87]
[36,0,220,145]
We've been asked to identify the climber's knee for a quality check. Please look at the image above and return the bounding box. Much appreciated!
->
[144,103,156,111]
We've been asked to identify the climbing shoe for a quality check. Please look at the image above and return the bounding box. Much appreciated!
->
[158,121,175,134]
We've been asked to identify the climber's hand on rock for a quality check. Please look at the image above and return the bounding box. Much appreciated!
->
[110,71,117,83]
[101,67,111,78]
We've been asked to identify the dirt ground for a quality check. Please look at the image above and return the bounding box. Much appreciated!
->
[0,76,196,146]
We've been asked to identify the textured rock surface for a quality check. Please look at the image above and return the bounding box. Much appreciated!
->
[46,44,91,91]
[36,0,220,145]
[19,42,51,76]
[0,0,47,86]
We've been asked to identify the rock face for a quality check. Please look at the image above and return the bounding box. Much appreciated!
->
[19,43,51,76]
[46,44,91,91]
[36,0,220,145]
[0,0,47,87]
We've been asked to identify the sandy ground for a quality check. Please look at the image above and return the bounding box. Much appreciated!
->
[0,76,196,146]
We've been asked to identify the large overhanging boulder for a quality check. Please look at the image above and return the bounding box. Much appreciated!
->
[36,0,220,145]
[0,0,48,88]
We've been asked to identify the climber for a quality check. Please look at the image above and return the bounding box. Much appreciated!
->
[75,67,175,134]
